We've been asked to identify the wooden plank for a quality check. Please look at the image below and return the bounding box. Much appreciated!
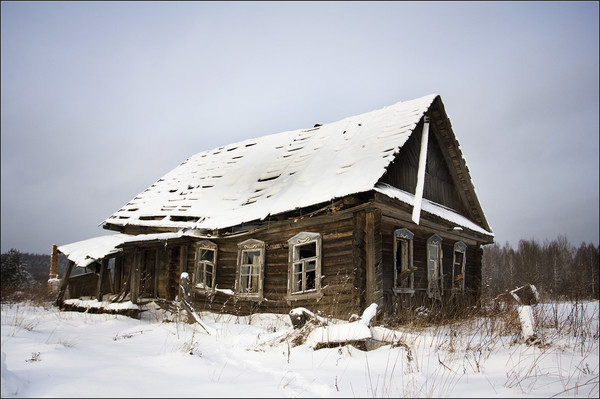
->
[353,218,366,308]
[154,249,159,298]
[365,211,376,306]
[55,260,74,306]
[131,249,140,304]
[179,245,188,300]
[96,258,108,301]
[113,256,123,293]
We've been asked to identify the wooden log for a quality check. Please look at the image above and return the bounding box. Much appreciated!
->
[131,249,140,304]
[55,260,74,306]
[510,284,539,306]
[289,307,329,329]
[96,258,108,301]
[113,256,122,294]
[179,273,212,335]
[112,268,131,303]
[179,245,188,300]
[397,266,418,282]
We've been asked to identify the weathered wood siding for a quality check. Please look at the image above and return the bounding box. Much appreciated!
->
[184,212,363,318]
[379,214,482,320]
[109,196,486,321]
[379,121,467,216]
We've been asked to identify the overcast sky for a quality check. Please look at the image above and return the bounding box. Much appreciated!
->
[1,1,598,255]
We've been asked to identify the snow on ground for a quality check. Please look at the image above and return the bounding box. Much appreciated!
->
[1,300,598,398]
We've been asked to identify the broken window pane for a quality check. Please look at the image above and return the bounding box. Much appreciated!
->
[296,242,316,260]
[198,249,213,261]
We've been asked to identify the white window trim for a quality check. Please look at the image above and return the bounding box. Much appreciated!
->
[427,234,443,300]
[235,238,265,300]
[287,232,322,301]
[393,228,415,294]
[452,241,467,293]
[193,240,217,293]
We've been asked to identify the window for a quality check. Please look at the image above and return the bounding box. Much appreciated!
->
[427,234,443,300]
[452,241,467,293]
[236,239,265,299]
[288,232,321,299]
[394,228,415,293]
[194,240,217,291]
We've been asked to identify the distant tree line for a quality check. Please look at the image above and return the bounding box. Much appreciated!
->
[19,251,68,283]
[1,249,69,300]
[482,235,599,301]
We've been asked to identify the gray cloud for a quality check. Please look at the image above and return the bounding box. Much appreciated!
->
[1,1,598,254]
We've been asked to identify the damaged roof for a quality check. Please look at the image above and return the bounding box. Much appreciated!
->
[102,94,491,236]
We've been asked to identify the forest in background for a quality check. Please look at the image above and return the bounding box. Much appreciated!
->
[2,235,599,302]
[482,235,599,301]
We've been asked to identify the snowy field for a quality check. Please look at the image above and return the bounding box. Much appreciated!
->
[1,300,598,398]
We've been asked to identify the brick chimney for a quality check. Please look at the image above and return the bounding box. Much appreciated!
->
[48,244,60,293]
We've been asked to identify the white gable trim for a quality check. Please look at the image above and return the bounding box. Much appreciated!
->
[374,183,493,237]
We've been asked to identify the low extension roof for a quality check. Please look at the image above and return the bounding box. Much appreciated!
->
[102,94,491,236]
[57,232,185,267]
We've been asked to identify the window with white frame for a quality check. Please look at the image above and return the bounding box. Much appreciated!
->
[452,241,467,292]
[194,240,217,291]
[236,239,265,299]
[427,234,443,300]
[394,228,415,292]
[288,232,321,298]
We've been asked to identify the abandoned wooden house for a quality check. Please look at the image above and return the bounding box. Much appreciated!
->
[54,94,494,321]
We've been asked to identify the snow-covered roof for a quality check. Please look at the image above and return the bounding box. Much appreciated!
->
[57,232,190,267]
[104,94,439,231]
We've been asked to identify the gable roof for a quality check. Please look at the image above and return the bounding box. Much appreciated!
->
[102,94,491,236]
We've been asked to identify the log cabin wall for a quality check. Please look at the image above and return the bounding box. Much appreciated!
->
[110,198,485,321]
[378,210,483,322]
[185,210,364,319]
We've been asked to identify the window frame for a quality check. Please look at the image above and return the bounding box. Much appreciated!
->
[452,241,467,293]
[235,238,265,300]
[393,228,415,294]
[193,240,217,292]
[287,232,322,301]
[427,234,443,300]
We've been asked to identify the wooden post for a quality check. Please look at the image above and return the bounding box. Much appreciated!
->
[55,260,74,307]
[412,115,430,225]
[365,212,376,306]
[179,245,188,300]
[113,257,122,293]
[96,258,108,302]
[365,210,383,314]
[180,271,192,304]
[154,249,159,298]
[179,272,212,335]
[131,249,140,304]
[112,259,131,303]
